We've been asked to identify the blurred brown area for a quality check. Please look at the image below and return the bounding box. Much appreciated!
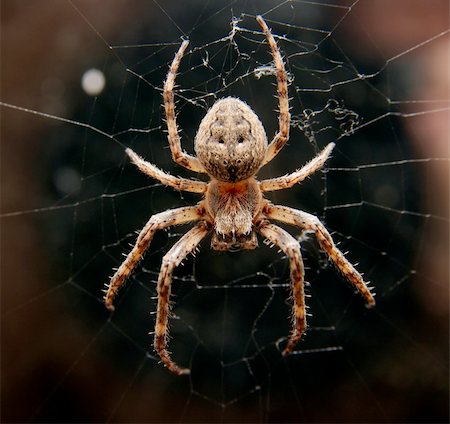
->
[1,0,449,422]
[340,0,449,315]
[1,1,156,422]
[339,2,449,422]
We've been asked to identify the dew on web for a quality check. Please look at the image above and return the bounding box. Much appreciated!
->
[1,0,449,422]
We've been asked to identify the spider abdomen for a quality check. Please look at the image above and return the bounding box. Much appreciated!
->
[194,97,268,182]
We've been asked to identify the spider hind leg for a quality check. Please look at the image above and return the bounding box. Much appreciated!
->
[258,221,306,356]
[154,222,210,375]
[264,203,376,307]
[104,206,203,311]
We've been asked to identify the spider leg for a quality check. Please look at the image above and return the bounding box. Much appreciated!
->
[257,16,290,166]
[164,40,206,174]
[104,206,204,311]
[260,143,335,192]
[257,221,306,356]
[154,222,210,375]
[126,148,207,193]
[263,203,376,307]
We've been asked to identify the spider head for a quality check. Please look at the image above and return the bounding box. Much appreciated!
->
[195,97,268,182]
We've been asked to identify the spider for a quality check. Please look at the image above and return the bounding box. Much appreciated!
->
[104,16,375,376]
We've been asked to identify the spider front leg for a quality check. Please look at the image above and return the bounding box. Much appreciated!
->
[104,206,203,311]
[264,203,376,307]
[256,16,290,166]
[164,40,206,174]
[258,221,306,356]
[154,222,210,375]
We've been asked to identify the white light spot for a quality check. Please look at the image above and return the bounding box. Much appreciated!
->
[81,69,105,96]
[54,167,81,194]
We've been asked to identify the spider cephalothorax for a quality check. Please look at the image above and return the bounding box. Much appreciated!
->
[104,16,375,376]
[206,177,262,251]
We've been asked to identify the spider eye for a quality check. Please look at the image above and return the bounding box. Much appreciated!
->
[237,136,244,143]
[218,139,224,144]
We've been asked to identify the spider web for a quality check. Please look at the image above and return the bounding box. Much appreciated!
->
[2,0,449,422]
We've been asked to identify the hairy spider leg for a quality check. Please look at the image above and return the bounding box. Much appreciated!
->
[163,40,206,173]
[258,222,306,355]
[126,148,207,193]
[256,16,291,166]
[104,206,203,311]
[260,142,335,192]
[154,222,210,375]
[263,204,376,307]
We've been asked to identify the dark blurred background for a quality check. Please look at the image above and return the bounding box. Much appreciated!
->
[2,0,448,422]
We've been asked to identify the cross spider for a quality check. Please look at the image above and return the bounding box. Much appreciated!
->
[104,16,375,376]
